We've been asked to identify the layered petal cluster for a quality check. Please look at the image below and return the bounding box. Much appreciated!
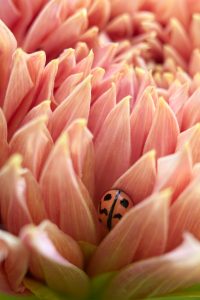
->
[1,0,200,300]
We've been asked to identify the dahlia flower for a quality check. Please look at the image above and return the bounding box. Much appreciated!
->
[2,0,200,300]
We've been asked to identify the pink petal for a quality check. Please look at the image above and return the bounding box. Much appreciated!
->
[182,87,200,130]
[190,14,200,48]
[23,0,68,52]
[20,225,89,298]
[0,155,32,235]
[10,117,53,180]
[48,76,91,141]
[168,174,200,250]
[164,45,187,70]
[189,49,200,76]
[168,82,189,127]
[71,50,94,78]
[176,124,200,164]
[54,73,83,105]
[105,234,200,300]
[33,220,84,269]
[75,42,89,62]
[0,0,20,29]
[167,18,191,60]
[39,134,99,244]
[6,50,46,138]
[67,119,95,198]
[94,97,131,198]
[143,97,179,158]
[88,190,170,276]
[88,83,116,137]
[106,14,133,39]
[0,20,17,106]
[22,170,47,225]
[20,100,52,127]
[130,86,155,163]
[3,48,33,123]
[116,64,134,105]
[93,43,118,69]
[41,9,88,59]
[0,230,28,293]
[113,151,156,205]
[0,109,9,168]
[154,145,193,202]
[34,59,58,106]
[55,48,76,88]
[88,0,110,29]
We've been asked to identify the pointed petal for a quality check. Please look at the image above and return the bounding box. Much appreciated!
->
[34,59,58,106]
[10,117,53,180]
[168,174,200,250]
[88,83,116,137]
[55,73,83,105]
[75,42,89,62]
[39,134,98,244]
[41,9,88,58]
[131,86,155,163]
[22,169,47,225]
[67,119,95,198]
[105,234,200,300]
[88,0,110,29]
[93,43,118,69]
[0,230,28,292]
[168,82,189,127]
[0,155,32,235]
[143,97,179,158]
[23,0,68,52]
[49,76,91,141]
[154,145,193,202]
[72,50,94,78]
[94,97,131,198]
[176,124,200,164]
[106,14,133,39]
[182,87,200,130]
[88,190,170,276]
[0,20,17,106]
[167,18,191,59]
[190,14,200,48]
[113,151,156,205]
[20,225,89,298]
[189,49,200,76]
[55,48,76,87]
[3,49,34,123]
[35,221,83,269]
[0,109,9,167]
[20,100,52,127]
[6,51,46,138]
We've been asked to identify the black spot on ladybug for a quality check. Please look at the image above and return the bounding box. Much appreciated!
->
[104,193,112,200]
[99,202,108,215]
[120,199,129,208]
[113,213,122,220]
[98,218,102,223]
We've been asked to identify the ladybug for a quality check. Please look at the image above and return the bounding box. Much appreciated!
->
[98,189,133,230]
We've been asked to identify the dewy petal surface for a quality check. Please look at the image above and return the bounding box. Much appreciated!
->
[20,225,89,298]
[104,234,200,300]
[88,190,170,276]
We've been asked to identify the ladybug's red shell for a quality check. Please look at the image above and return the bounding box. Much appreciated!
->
[98,190,133,230]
